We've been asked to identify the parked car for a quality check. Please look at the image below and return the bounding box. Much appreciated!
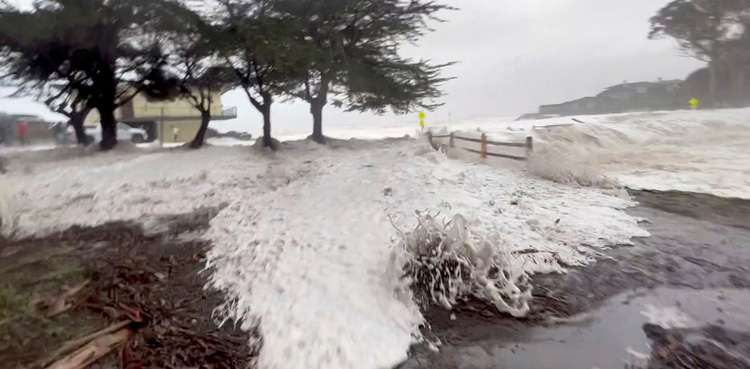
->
[85,123,148,143]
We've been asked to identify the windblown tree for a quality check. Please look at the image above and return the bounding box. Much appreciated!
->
[0,0,194,150]
[650,0,750,104]
[178,64,236,148]
[41,85,95,145]
[274,0,455,144]
[215,0,305,150]
[0,4,95,145]
[171,17,236,148]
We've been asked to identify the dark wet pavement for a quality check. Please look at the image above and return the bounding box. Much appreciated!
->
[398,191,750,369]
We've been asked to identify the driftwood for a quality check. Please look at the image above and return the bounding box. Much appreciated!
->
[27,279,91,318]
[46,328,133,369]
[37,320,132,368]
[46,280,91,318]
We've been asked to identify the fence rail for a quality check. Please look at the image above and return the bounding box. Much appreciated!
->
[426,131,533,162]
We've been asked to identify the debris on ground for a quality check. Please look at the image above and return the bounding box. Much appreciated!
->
[627,324,750,369]
[47,326,133,369]
[0,209,256,369]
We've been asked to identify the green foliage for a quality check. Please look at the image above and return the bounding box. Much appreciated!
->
[0,0,197,149]
[170,14,236,110]
[0,0,457,148]
[0,0,194,100]
[283,0,456,106]
[211,0,312,148]
[267,0,455,142]
[649,0,750,60]
[215,0,306,104]
[650,0,750,105]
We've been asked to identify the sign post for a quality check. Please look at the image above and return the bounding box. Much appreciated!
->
[419,111,426,132]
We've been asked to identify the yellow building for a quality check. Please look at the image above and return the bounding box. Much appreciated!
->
[85,92,236,143]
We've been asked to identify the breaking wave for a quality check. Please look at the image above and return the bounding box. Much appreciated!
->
[390,211,533,318]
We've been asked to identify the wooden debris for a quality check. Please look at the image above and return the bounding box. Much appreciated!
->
[37,320,132,368]
[46,279,91,318]
[28,288,44,317]
[46,328,133,369]
[1,246,20,258]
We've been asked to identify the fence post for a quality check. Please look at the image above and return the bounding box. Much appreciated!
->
[481,133,487,159]
[449,132,454,148]
[526,136,533,158]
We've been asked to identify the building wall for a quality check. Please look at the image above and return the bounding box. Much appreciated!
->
[85,92,223,124]
[85,106,122,124]
[131,93,223,118]
[160,119,202,143]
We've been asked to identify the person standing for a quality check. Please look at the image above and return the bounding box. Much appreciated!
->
[18,121,28,146]
[172,125,180,143]
[53,122,65,145]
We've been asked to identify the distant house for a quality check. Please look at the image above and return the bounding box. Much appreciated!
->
[597,80,682,100]
[85,91,237,143]
[536,79,684,116]
[539,96,616,116]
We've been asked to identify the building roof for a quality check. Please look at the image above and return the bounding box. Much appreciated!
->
[540,95,614,109]
[603,80,682,92]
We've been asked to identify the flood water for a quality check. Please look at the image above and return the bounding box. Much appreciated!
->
[399,190,750,369]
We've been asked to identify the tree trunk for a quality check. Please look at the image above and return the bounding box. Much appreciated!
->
[98,102,117,150]
[310,77,329,145]
[190,111,212,149]
[69,107,92,146]
[262,103,276,150]
[96,56,119,151]
[311,101,325,144]
[709,61,718,106]
[70,114,88,146]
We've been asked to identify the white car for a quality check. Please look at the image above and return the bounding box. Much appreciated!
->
[85,123,148,143]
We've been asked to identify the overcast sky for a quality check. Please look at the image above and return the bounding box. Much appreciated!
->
[222,0,705,134]
[8,0,705,134]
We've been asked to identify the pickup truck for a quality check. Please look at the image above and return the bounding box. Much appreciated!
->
[85,123,148,143]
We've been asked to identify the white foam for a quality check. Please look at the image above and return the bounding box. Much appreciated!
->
[3,138,647,369]
[436,109,750,199]
[204,140,647,369]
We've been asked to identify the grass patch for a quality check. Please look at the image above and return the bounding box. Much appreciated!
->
[0,238,104,367]
[0,213,254,368]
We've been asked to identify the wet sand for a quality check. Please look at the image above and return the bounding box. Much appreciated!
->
[398,190,750,369]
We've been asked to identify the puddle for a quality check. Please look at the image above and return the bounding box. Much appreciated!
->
[488,288,750,369]
[425,288,750,369]
[400,190,750,369]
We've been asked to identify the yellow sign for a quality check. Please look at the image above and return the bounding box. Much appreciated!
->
[419,111,425,130]
[689,98,699,110]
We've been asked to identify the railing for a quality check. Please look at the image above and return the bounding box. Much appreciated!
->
[426,131,533,161]
[221,107,237,118]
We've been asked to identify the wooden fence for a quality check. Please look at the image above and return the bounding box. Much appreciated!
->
[426,131,533,162]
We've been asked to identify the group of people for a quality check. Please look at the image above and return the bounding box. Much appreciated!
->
[0,121,70,146]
